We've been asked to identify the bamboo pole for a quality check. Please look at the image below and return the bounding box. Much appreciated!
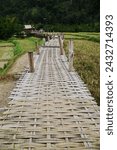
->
[61,33,64,40]
[35,42,40,55]
[58,35,63,55]
[28,52,35,73]
[47,35,50,41]
[69,39,74,72]
[37,46,40,55]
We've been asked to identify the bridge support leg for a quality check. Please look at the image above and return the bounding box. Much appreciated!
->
[36,42,40,55]
[69,39,74,72]
[61,33,64,40]
[37,46,40,55]
[28,52,35,73]
[58,35,64,55]
[47,35,50,42]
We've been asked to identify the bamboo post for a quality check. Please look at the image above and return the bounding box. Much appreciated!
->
[53,34,55,40]
[69,39,74,72]
[37,46,40,55]
[50,34,52,39]
[47,35,50,41]
[35,42,40,55]
[58,35,63,55]
[45,34,48,42]
[61,33,64,40]
[52,32,55,39]
[28,52,35,73]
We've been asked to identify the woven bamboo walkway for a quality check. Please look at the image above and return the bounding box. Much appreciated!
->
[0,37,99,150]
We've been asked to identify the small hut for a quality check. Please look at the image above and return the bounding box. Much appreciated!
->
[24,25,34,34]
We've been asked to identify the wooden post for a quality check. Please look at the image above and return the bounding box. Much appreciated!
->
[58,35,63,55]
[47,35,50,41]
[43,38,46,45]
[52,34,55,39]
[37,46,40,55]
[61,33,64,40]
[50,35,52,39]
[69,39,74,72]
[52,32,55,39]
[28,52,35,73]
[35,42,40,55]
[45,34,48,42]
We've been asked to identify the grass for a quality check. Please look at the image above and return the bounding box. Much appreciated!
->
[0,37,43,76]
[64,35,100,105]
[0,41,14,60]
[64,32,100,43]
[0,42,14,47]
[12,37,43,53]
[0,42,14,69]
[0,47,13,60]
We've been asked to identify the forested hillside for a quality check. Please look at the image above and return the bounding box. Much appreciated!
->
[0,0,100,35]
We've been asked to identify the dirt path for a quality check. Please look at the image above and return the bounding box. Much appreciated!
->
[0,53,28,111]
[8,53,28,75]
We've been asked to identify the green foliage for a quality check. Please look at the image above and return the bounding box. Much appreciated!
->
[0,0,100,32]
[12,37,43,53]
[12,41,22,56]
[42,23,100,32]
[0,16,23,39]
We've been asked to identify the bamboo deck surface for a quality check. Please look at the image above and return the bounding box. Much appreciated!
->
[0,37,99,150]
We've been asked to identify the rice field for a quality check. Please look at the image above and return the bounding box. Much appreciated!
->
[0,37,43,75]
[0,42,14,68]
[64,32,100,105]
[64,32,100,43]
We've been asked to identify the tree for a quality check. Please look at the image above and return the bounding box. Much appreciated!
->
[0,0,100,32]
[0,16,22,39]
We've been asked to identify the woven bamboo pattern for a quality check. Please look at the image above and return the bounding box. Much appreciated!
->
[0,37,99,150]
